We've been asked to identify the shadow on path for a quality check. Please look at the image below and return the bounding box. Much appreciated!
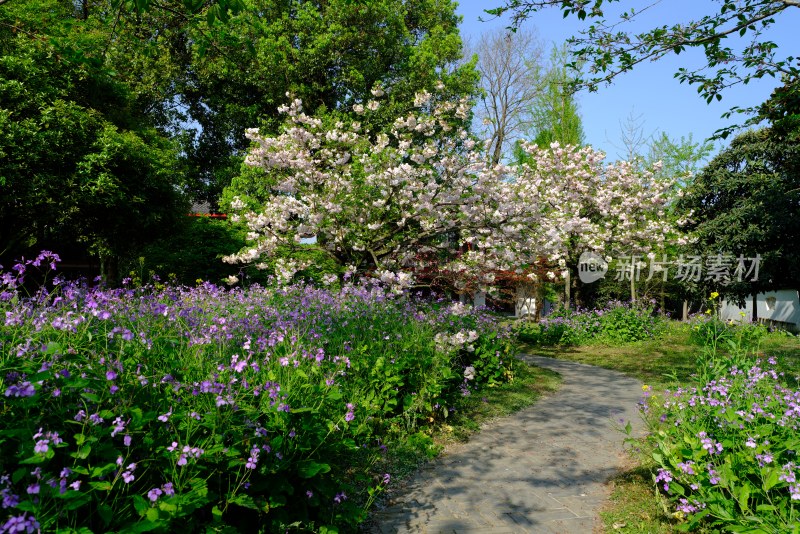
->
[369,355,645,534]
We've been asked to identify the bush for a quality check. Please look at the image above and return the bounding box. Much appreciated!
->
[516,300,664,346]
[0,253,513,532]
[123,217,341,288]
[639,317,800,531]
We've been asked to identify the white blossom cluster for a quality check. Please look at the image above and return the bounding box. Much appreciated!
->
[224,85,681,286]
[433,329,480,354]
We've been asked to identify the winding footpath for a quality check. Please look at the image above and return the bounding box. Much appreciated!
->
[370,355,645,534]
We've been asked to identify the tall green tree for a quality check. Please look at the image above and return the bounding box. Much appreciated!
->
[511,44,584,165]
[677,85,800,300]
[176,0,479,208]
[0,0,186,278]
[528,45,584,148]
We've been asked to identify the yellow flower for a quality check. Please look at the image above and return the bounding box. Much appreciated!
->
[642,384,651,392]
[710,291,719,299]
[705,309,712,315]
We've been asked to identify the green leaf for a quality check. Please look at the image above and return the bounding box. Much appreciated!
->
[145,507,159,522]
[81,392,100,403]
[229,493,258,509]
[20,454,46,465]
[157,500,177,513]
[736,484,750,513]
[62,492,91,511]
[12,468,26,484]
[119,519,161,533]
[132,494,149,516]
[89,481,113,491]
[212,505,223,522]
[98,504,114,526]
[762,467,780,491]
[72,444,91,460]
[44,341,63,355]
[296,460,331,478]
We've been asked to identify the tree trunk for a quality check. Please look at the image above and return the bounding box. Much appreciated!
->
[564,269,571,309]
[100,253,118,286]
[682,300,689,321]
[752,292,758,323]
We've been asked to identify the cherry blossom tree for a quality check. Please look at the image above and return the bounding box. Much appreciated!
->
[225,87,681,295]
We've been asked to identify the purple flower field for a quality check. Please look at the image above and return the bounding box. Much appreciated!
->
[1,252,513,532]
[640,320,800,531]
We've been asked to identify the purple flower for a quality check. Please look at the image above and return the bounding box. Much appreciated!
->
[25,484,39,495]
[655,468,673,492]
[106,370,118,381]
[1,488,19,509]
[111,417,126,437]
[245,446,260,469]
[162,482,174,496]
[4,381,35,398]
[147,488,163,502]
[157,410,172,423]
[677,461,695,475]
[121,464,136,484]
[1,513,40,533]
[333,492,347,504]
[74,410,86,422]
[344,403,355,422]
[33,440,49,455]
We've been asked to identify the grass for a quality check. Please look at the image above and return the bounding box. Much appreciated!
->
[601,466,676,533]
[518,322,698,388]
[517,320,800,533]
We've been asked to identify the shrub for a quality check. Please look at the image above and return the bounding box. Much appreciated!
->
[0,253,513,532]
[122,217,341,288]
[516,300,664,346]
[639,315,800,531]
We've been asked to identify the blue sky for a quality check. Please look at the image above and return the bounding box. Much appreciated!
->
[456,1,800,160]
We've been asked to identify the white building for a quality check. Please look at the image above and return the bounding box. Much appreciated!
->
[719,289,800,332]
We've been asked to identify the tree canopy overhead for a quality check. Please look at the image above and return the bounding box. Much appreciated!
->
[486,0,800,136]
